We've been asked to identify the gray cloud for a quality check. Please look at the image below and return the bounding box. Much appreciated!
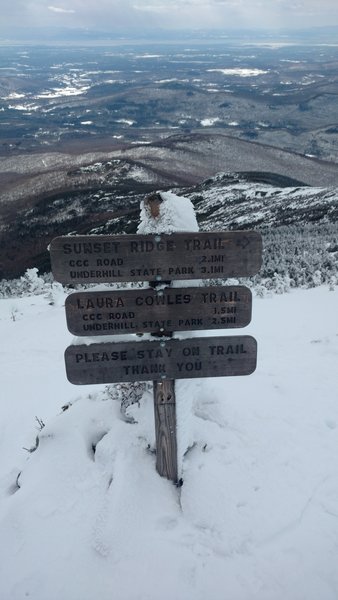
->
[48,5,76,13]
[1,0,338,32]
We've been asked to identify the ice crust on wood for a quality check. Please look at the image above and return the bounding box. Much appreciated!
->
[137,191,199,234]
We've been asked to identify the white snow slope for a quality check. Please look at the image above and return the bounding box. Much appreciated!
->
[0,285,337,600]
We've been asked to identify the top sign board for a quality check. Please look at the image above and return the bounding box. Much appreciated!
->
[50,231,262,284]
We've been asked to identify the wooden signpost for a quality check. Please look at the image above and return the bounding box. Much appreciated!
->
[51,214,262,485]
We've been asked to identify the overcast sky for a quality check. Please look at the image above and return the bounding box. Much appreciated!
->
[2,0,338,33]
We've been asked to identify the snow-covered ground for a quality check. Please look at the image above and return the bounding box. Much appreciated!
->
[0,284,337,600]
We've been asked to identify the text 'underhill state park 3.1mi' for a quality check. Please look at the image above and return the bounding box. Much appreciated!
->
[50,230,262,386]
[50,231,262,283]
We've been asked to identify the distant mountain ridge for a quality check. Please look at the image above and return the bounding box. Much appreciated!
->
[184,171,338,230]
[1,166,337,281]
[3,133,338,210]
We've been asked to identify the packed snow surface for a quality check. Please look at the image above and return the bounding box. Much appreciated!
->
[0,285,337,600]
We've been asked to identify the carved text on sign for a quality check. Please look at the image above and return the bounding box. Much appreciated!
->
[65,285,252,335]
[65,335,257,384]
[50,231,262,283]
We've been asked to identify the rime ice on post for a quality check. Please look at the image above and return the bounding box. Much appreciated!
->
[141,191,198,483]
[138,191,199,235]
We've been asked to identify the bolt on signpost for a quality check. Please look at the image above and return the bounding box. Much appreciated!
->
[50,193,262,483]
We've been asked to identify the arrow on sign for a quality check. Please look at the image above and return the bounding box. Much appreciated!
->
[236,236,250,250]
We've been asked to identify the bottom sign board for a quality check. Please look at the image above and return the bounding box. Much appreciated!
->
[65,335,257,384]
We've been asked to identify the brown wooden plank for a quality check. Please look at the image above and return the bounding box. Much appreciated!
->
[64,335,257,385]
[50,231,262,284]
[65,285,252,336]
[153,379,178,482]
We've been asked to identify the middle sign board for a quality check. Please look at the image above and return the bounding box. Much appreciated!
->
[65,285,252,336]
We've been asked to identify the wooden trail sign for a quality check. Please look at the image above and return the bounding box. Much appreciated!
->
[50,231,262,284]
[65,335,257,385]
[51,193,261,483]
[65,285,252,336]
